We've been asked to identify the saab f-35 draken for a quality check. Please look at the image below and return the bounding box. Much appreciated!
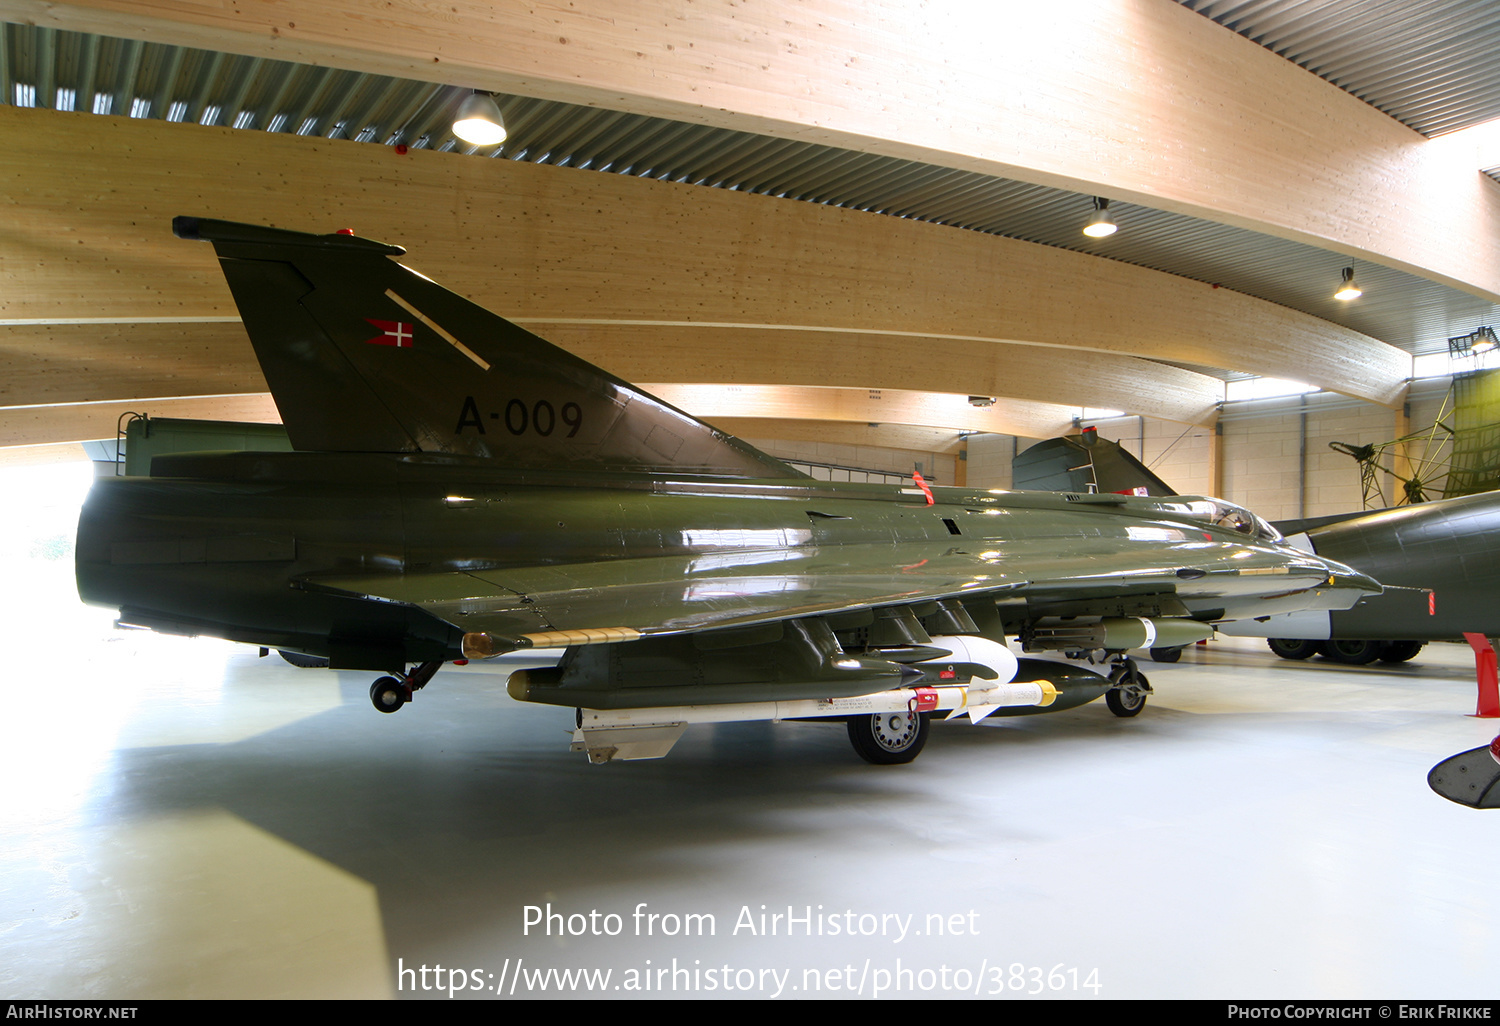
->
[75,218,1379,764]
[1016,430,1500,669]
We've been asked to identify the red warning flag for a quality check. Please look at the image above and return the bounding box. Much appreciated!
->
[364,319,414,347]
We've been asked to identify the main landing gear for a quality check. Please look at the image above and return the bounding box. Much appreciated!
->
[369,659,443,713]
[1105,656,1151,718]
[846,709,932,765]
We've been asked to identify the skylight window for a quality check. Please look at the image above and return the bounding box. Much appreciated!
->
[1223,377,1319,401]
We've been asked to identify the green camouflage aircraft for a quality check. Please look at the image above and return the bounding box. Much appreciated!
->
[75,218,1379,764]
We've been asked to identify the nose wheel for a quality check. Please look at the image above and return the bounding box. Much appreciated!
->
[368,659,443,713]
[1105,657,1151,718]
[370,676,408,713]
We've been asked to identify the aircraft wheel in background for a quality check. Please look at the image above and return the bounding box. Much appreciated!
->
[1377,640,1425,663]
[1319,640,1382,664]
[370,676,408,713]
[847,711,930,765]
[1267,639,1319,660]
[1149,646,1183,663]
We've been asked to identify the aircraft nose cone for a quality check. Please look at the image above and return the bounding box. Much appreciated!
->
[1319,558,1382,595]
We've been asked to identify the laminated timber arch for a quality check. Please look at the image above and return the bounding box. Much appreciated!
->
[0,387,1077,454]
[4,0,1496,303]
[0,104,1408,451]
[0,320,1206,425]
[644,386,1080,440]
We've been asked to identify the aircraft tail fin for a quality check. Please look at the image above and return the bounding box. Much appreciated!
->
[1012,428,1177,496]
[174,217,801,478]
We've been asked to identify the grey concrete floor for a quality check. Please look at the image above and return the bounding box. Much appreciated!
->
[1,465,1497,1000]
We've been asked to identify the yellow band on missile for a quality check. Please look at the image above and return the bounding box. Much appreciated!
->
[1037,680,1059,707]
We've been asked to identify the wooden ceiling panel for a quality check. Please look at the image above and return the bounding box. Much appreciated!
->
[0,106,1409,428]
[5,0,1495,303]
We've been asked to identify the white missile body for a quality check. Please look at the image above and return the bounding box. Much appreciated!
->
[566,636,1072,762]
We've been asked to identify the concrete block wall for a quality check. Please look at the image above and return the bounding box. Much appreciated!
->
[1215,395,1404,520]
[965,433,1018,490]
[1086,417,1218,498]
[747,437,959,485]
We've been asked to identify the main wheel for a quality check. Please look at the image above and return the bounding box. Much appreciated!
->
[1268,638,1319,660]
[1319,639,1381,665]
[279,649,330,669]
[1150,646,1183,663]
[370,676,408,713]
[847,710,930,765]
[1378,640,1425,663]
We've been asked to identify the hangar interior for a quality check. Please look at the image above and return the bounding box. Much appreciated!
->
[2,0,1499,1000]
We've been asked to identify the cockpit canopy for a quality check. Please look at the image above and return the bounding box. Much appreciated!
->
[1148,497,1284,543]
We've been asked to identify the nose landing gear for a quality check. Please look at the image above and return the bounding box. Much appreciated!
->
[1105,656,1152,718]
[368,659,443,713]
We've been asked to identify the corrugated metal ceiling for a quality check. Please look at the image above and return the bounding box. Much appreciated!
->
[2,14,1498,372]
[1177,0,1500,137]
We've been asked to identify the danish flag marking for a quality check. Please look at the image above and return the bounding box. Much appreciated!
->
[365,319,414,347]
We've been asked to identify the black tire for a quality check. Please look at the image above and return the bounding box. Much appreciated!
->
[1267,638,1319,660]
[1150,646,1183,663]
[846,711,930,765]
[1105,663,1149,717]
[278,649,330,669]
[370,676,408,713]
[1319,639,1381,665]
[1105,687,1147,717]
[1378,640,1425,663]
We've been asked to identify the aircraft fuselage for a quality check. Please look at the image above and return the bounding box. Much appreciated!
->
[77,450,1373,673]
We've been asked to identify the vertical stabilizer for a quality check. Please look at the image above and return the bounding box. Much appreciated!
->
[1013,431,1177,496]
[174,217,801,478]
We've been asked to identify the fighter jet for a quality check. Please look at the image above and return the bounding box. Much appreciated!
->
[1016,431,1500,667]
[75,218,1378,764]
[1226,496,1500,666]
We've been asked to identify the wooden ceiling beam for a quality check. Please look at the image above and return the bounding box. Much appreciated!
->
[0,319,1222,425]
[644,384,1079,438]
[0,386,1058,452]
[3,0,1495,303]
[0,394,282,449]
[0,106,1408,411]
